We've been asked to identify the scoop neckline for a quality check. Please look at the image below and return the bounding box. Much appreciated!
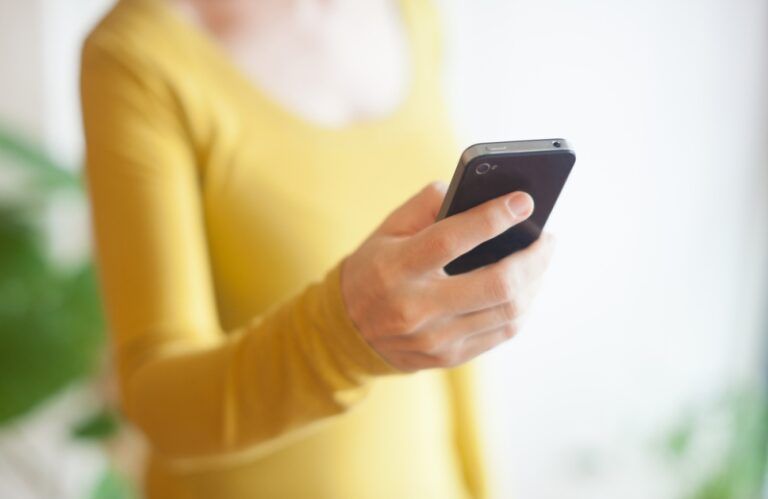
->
[135,0,421,136]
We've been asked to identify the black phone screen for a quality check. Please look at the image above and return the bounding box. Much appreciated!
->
[443,150,575,275]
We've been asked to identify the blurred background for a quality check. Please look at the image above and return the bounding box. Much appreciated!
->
[0,0,766,498]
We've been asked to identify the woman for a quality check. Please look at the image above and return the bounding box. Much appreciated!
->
[80,0,553,497]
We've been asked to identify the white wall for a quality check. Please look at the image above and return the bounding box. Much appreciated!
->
[0,2,45,138]
[0,0,109,162]
[39,0,112,166]
[440,1,768,497]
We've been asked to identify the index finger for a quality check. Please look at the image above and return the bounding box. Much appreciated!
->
[399,191,534,275]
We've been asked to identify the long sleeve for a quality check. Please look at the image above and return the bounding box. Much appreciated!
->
[80,38,400,466]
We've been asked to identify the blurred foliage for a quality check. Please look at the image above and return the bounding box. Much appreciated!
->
[90,467,136,499]
[72,408,120,441]
[72,409,120,440]
[0,124,105,424]
[661,386,768,499]
[0,124,81,191]
[0,123,135,497]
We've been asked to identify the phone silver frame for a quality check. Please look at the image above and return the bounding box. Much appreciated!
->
[436,138,574,220]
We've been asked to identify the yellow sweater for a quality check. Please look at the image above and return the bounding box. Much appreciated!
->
[81,0,488,497]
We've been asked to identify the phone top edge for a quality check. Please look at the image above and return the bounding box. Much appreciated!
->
[460,138,574,165]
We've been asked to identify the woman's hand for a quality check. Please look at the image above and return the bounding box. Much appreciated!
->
[340,181,555,372]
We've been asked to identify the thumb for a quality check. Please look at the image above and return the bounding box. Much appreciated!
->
[376,181,448,236]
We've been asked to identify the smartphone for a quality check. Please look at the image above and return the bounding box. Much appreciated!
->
[436,138,575,275]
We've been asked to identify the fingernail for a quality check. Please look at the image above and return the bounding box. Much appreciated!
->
[506,192,532,217]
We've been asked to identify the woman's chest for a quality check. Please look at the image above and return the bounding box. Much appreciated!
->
[198,111,457,325]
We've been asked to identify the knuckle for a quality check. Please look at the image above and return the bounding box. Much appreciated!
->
[433,347,462,368]
[500,302,519,322]
[426,232,456,259]
[373,253,408,293]
[386,310,410,335]
[488,271,515,302]
[387,297,421,334]
[413,334,442,354]
[370,255,393,288]
[503,322,519,340]
[501,259,525,289]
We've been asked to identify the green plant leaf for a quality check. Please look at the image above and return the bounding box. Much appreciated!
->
[0,121,106,425]
[0,123,80,191]
[0,204,105,424]
[72,409,120,441]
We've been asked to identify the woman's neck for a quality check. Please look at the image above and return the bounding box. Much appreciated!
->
[169,0,388,45]
[166,0,410,128]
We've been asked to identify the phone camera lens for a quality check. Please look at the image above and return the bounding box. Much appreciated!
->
[552,140,562,148]
[475,162,491,175]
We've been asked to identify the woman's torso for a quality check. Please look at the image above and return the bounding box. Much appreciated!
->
[93,0,472,497]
